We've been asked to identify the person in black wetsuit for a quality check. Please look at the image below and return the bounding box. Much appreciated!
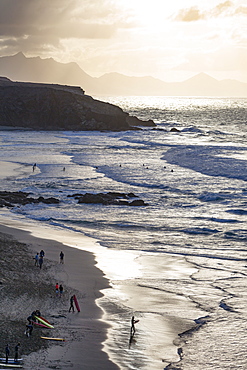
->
[14,343,20,362]
[69,295,75,312]
[5,344,10,363]
[60,251,64,264]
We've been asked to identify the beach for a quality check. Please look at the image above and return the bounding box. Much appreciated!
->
[0,217,198,370]
[0,220,119,369]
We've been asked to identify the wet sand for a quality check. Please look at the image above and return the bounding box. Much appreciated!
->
[0,221,119,369]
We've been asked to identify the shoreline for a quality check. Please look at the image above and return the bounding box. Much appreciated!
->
[0,213,205,369]
[0,220,119,369]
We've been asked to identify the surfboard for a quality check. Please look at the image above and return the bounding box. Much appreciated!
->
[38,315,52,325]
[73,294,80,312]
[34,316,54,329]
[0,364,23,368]
[32,321,51,329]
[41,337,65,341]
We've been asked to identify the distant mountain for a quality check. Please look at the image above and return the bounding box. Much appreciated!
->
[0,52,246,97]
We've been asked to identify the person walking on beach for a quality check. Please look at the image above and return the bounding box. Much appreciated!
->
[14,343,20,362]
[55,283,59,296]
[38,256,43,269]
[60,251,64,264]
[69,295,75,312]
[5,344,10,364]
[40,249,45,258]
[59,284,63,297]
[34,252,39,267]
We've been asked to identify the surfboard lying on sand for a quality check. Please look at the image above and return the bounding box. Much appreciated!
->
[34,315,54,328]
[73,294,80,312]
[0,364,23,368]
[41,337,65,341]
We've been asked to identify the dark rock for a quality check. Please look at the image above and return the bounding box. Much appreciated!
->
[0,191,59,207]
[0,77,156,131]
[170,127,180,132]
[127,193,137,198]
[129,199,147,206]
[76,192,147,206]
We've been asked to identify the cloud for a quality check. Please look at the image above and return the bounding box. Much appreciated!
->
[0,0,126,53]
[235,5,247,15]
[0,0,137,59]
[211,1,233,16]
[174,1,246,22]
[174,7,205,22]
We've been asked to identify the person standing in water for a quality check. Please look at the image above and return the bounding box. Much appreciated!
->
[131,316,139,336]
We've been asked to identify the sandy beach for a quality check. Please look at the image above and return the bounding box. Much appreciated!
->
[0,220,119,369]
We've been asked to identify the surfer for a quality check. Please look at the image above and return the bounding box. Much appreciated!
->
[5,344,10,364]
[69,295,75,312]
[14,343,20,362]
[131,316,138,336]
[40,249,45,258]
[60,251,64,264]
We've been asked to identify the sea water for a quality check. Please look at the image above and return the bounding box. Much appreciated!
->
[0,96,246,369]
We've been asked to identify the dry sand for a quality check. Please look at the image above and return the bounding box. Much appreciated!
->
[0,222,119,369]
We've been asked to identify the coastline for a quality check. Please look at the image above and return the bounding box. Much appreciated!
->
[0,158,205,369]
[0,215,203,370]
[0,220,119,369]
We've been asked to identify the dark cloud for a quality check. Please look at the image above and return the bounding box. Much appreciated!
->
[0,0,125,54]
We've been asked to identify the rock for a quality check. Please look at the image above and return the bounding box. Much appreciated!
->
[0,77,156,131]
[0,191,59,207]
[170,127,180,132]
[129,199,147,206]
[75,192,147,206]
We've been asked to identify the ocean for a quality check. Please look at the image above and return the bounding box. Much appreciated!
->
[0,96,246,369]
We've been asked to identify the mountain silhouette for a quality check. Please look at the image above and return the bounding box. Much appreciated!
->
[0,53,246,97]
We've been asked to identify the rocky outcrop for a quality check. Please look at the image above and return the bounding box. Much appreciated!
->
[68,192,148,206]
[0,77,156,131]
[0,191,59,207]
[0,190,148,208]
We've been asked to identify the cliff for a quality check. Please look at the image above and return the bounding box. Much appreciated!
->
[0,77,155,131]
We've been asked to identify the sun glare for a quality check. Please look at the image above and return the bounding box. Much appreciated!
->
[120,0,177,28]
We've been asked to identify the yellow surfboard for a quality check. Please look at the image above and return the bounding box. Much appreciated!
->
[41,336,65,341]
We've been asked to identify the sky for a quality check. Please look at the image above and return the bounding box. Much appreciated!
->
[0,0,246,82]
